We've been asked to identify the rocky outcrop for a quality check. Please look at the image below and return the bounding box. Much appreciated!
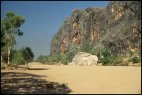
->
[50,1,141,57]
[68,52,98,66]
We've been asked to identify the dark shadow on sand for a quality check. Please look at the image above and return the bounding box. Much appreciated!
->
[1,72,72,94]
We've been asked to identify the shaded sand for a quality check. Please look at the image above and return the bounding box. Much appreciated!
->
[1,64,141,94]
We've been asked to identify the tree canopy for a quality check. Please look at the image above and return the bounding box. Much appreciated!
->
[12,47,34,65]
[1,11,25,64]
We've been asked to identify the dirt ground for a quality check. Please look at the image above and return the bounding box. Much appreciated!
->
[1,63,141,94]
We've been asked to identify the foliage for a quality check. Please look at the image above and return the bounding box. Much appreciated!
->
[129,56,141,63]
[60,52,75,65]
[1,29,7,48]
[37,55,48,64]
[37,52,75,65]
[102,50,111,58]
[100,51,124,65]
[66,52,75,63]
[21,47,34,62]
[37,55,45,64]
[101,57,111,65]
[1,45,16,63]
[1,11,25,64]
[37,54,61,64]
[12,51,25,65]
[80,43,93,54]
[12,47,34,65]
[60,54,68,65]
[80,44,112,65]
[51,53,61,63]
[110,55,123,65]
[100,50,111,65]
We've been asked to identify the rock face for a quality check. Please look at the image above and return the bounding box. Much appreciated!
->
[50,1,141,57]
[69,52,98,66]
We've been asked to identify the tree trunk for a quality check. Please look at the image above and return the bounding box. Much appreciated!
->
[26,62,28,70]
[7,41,10,65]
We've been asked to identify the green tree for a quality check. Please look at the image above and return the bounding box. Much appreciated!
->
[37,55,44,62]
[1,27,7,48]
[37,55,49,64]
[12,50,25,65]
[20,47,34,64]
[12,47,34,65]
[1,11,25,65]
[23,47,34,62]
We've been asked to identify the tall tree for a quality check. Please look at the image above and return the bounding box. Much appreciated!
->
[1,26,7,63]
[22,47,34,62]
[1,27,6,48]
[1,11,25,65]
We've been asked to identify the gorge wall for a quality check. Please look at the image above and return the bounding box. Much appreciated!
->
[50,1,141,57]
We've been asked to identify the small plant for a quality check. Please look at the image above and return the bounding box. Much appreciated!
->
[110,56,123,64]
[101,57,111,65]
[132,56,140,63]
[128,58,132,62]
[61,52,75,65]
[12,51,26,65]
[128,56,140,63]
[61,54,68,65]
[37,52,75,65]
[100,50,111,65]
[102,50,110,58]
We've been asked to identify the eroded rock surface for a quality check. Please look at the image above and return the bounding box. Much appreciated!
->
[50,1,141,58]
[69,52,98,66]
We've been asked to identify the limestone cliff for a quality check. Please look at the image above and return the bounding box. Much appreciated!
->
[50,1,141,57]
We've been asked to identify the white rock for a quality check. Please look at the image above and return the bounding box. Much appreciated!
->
[69,52,98,66]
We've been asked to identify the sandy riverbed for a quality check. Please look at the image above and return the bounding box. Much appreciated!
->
[1,63,141,94]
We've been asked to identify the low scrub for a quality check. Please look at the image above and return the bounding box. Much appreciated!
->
[110,56,123,65]
[99,51,124,66]
[101,57,111,65]
[129,56,141,63]
[37,52,75,65]
[99,50,111,65]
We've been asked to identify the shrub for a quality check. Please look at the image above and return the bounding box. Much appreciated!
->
[128,56,141,63]
[100,50,111,65]
[80,43,93,54]
[110,56,123,64]
[61,52,75,65]
[101,57,111,65]
[132,56,140,63]
[37,52,75,65]
[102,50,110,58]
[66,52,75,62]
[12,51,26,65]
[12,47,34,65]
[37,55,49,64]
[50,54,60,63]
[61,54,68,65]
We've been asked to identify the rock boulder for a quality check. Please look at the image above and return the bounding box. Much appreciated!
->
[69,52,98,66]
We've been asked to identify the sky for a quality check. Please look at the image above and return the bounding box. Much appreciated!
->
[1,1,108,60]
